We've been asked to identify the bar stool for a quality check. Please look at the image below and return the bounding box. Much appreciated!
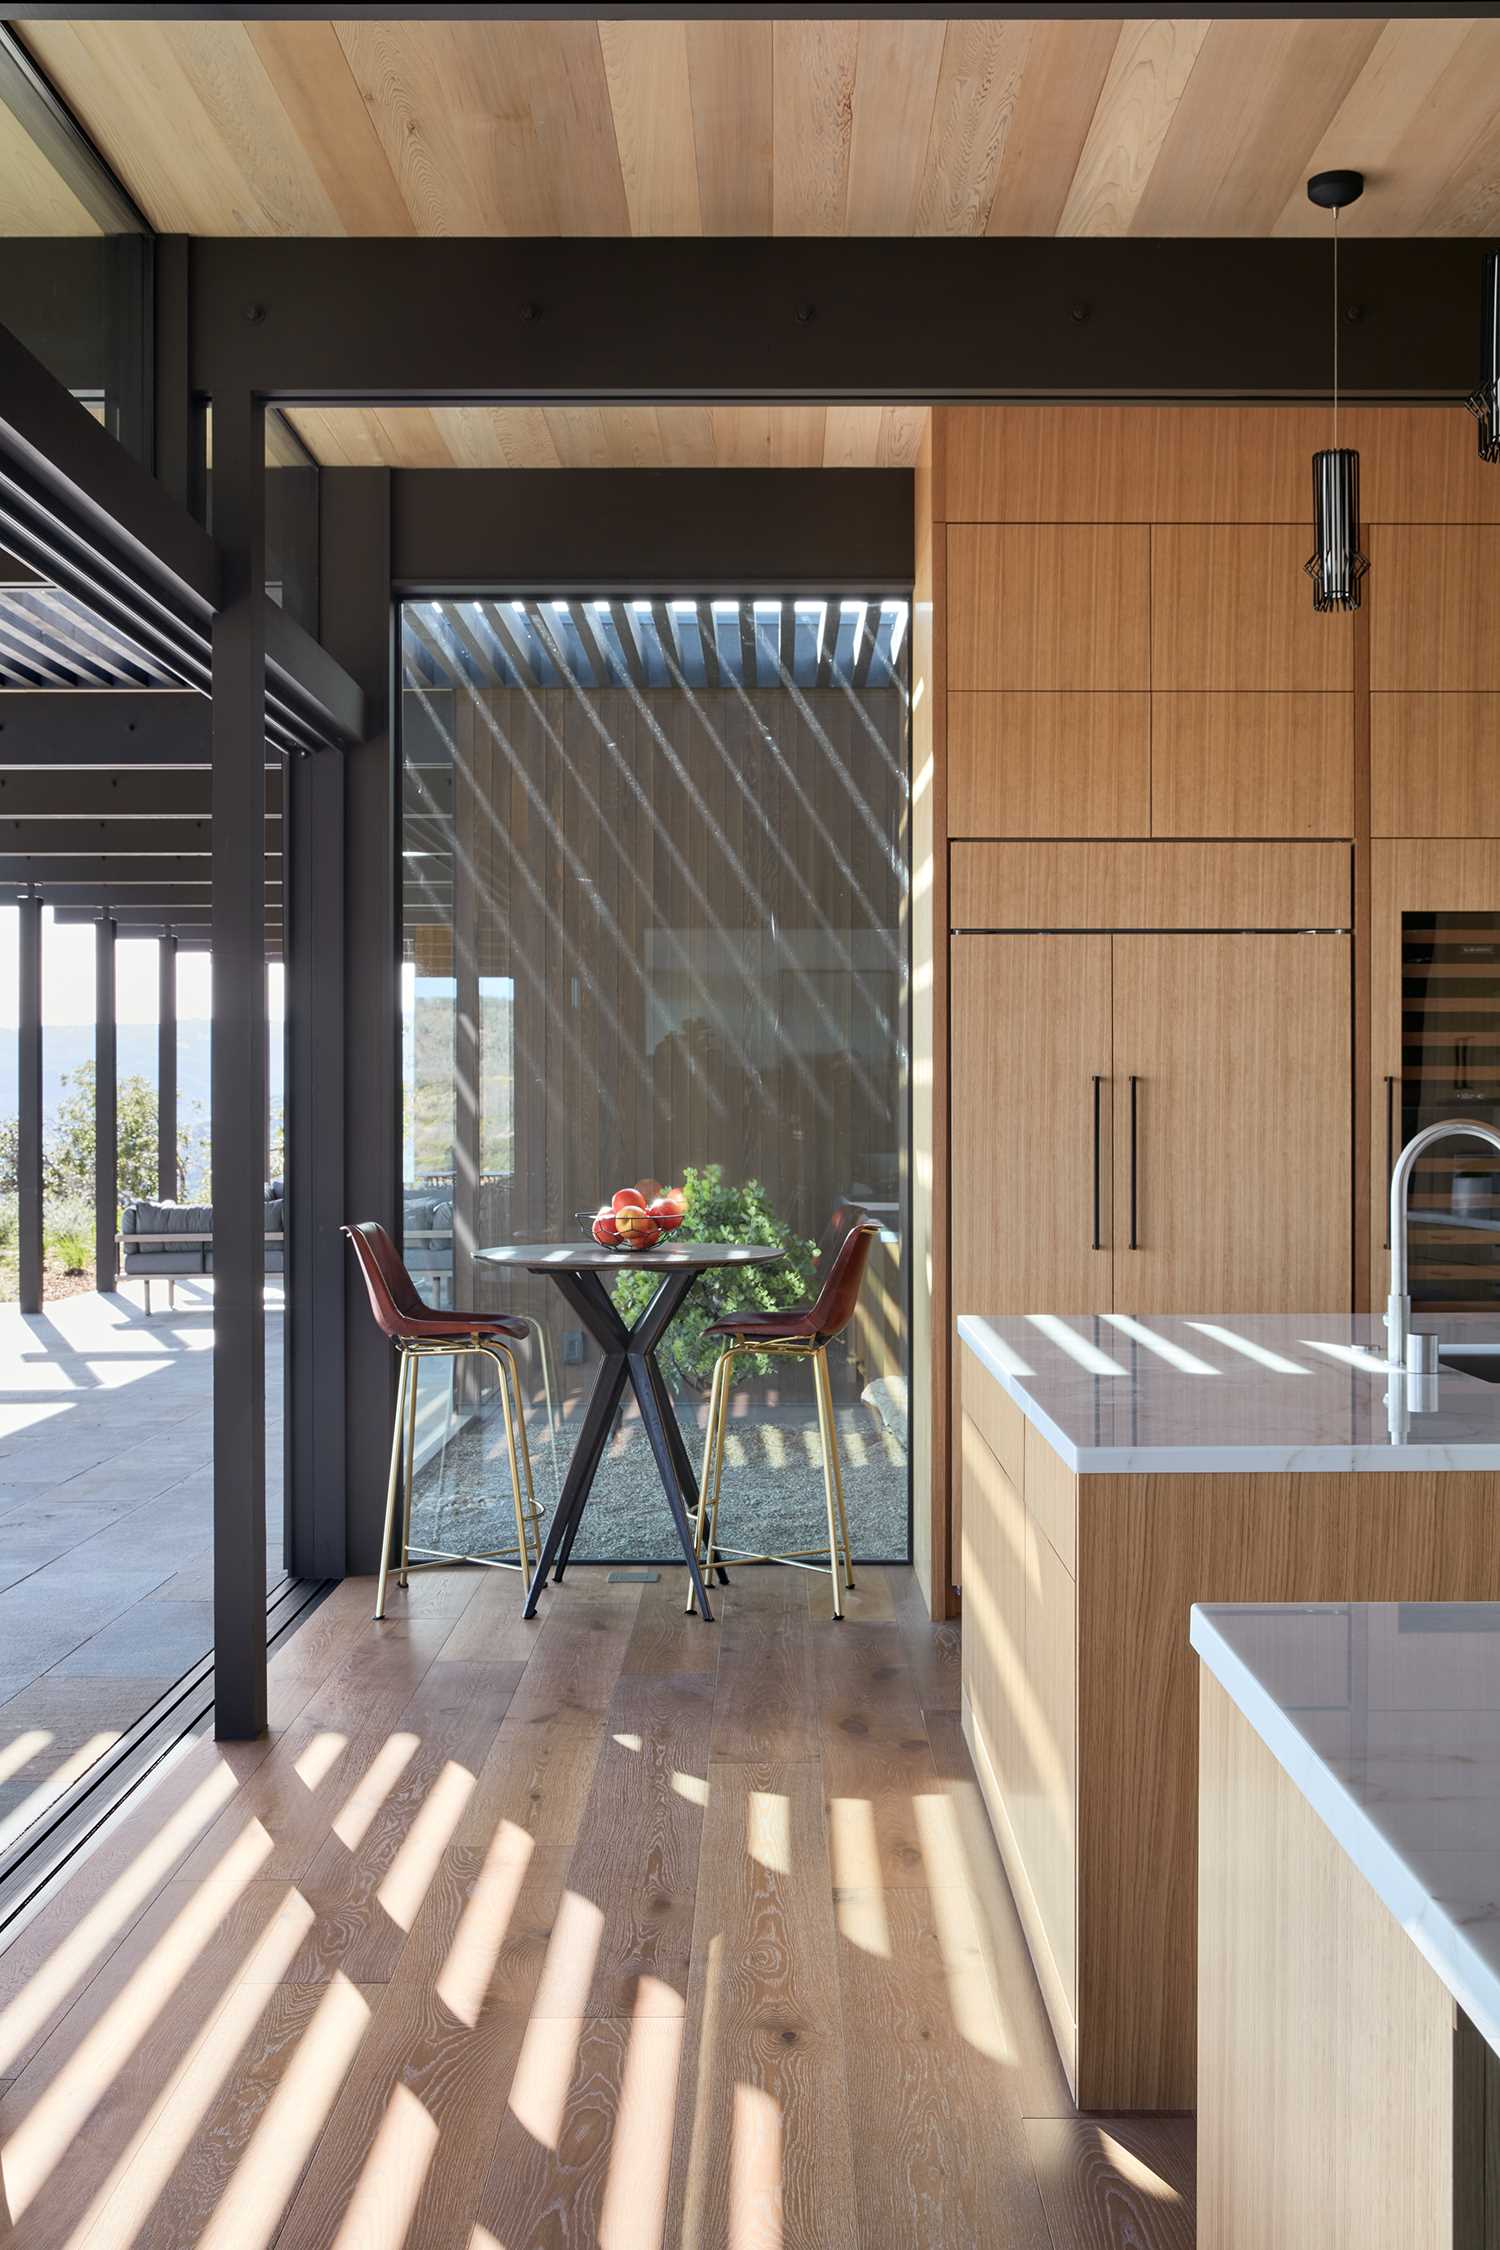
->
[687,1221,880,1620]
[344,1221,545,1620]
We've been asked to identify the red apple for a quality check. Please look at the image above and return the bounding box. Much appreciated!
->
[614,1205,660,1249]
[611,1187,647,1214]
[648,1193,684,1233]
[634,1176,665,1204]
[591,1208,621,1247]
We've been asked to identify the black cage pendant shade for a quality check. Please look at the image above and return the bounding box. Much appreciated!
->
[1468,247,1500,463]
[1305,168,1368,612]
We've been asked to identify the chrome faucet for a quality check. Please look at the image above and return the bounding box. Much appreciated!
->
[1387,1117,1500,1369]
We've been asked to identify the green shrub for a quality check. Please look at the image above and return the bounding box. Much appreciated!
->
[610,1164,818,1393]
[45,1199,95,1276]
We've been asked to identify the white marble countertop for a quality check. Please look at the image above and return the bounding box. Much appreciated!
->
[957,1312,1500,1472]
[1192,1600,1500,2058]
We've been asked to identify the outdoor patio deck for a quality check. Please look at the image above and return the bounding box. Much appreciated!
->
[0,1283,282,1857]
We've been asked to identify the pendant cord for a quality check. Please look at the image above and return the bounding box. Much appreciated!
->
[1332,206,1340,452]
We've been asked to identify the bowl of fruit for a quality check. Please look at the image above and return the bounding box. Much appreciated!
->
[590,1179,687,1253]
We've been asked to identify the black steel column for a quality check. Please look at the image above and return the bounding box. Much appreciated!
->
[320,470,396,1577]
[94,914,116,1292]
[211,387,267,1739]
[287,746,347,1578]
[17,894,42,1317]
[157,932,177,1200]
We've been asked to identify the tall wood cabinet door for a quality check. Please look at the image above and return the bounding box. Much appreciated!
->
[1111,934,1351,1314]
[952,935,1114,1317]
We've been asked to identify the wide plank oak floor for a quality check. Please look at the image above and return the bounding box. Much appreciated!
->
[0,1563,1193,2248]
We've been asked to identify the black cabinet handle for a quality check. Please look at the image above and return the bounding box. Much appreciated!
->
[1091,1075,1104,1249]
[1383,1075,1396,1249]
[1128,1075,1141,1250]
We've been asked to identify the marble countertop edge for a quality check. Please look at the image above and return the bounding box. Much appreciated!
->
[1191,1604,1500,2061]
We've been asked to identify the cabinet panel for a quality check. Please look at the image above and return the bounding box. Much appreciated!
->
[1026,1417,1076,1579]
[1152,525,1353,691]
[1370,842,1500,1316]
[947,524,1150,690]
[1371,695,1500,837]
[1151,693,1353,839]
[952,840,1350,932]
[1369,526,1500,691]
[963,1342,1026,1493]
[1111,933,1351,1313]
[952,935,1113,1317]
[1025,1510,1077,2013]
[949,692,1150,837]
[960,1407,1029,1814]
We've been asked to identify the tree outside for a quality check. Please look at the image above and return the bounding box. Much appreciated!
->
[0,1065,210,1301]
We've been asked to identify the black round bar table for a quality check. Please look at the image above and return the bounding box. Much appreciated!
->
[474,1240,784,1623]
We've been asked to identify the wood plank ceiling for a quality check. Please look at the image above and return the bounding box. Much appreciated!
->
[15,16,1500,470]
[17,15,1500,243]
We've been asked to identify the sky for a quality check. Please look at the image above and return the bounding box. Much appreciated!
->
[0,906,282,1027]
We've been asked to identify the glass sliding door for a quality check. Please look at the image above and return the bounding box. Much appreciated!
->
[399,593,911,1565]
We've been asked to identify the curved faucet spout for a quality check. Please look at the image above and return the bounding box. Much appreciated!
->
[1387,1117,1500,1368]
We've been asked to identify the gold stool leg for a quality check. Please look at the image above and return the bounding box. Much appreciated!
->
[705,1348,733,1585]
[485,1342,532,1578]
[375,1352,409,1621]
[398,1346,421,1587]
[820,1350,855,1589]
[687,1349,728,1615]
[812,1346,844,1620]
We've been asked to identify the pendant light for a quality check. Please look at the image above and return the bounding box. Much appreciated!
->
[1304,168,1367,612]
[1468,248,1500,463]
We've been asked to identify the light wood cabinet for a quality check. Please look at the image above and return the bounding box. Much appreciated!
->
[951,839,1350,932]
[1111,935,1351,1314]
[1370,526,1500,691]
[948,691,1150,838]
[1371,693,1500,837]
[952,935,1113,1320]
[1152,525,1353,692]
[1151,692,1353,839]
[953,924,1352,1318]
[947,524,1150,690]
[1025,1510,1077,2014]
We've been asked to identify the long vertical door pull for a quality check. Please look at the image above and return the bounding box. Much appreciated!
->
[1128,1075,1141,1250]
[1382,1075,1396,1250]
[1091,1075,1105,1249]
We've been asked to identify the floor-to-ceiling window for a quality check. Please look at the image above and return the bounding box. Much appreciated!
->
[399,592,911,1565]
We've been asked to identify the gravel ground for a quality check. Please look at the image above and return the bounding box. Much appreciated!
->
[410,1384,909,1565]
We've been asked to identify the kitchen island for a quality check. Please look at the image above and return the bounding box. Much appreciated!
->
[1194,1599,1500,2250]
[956,1310,1500,2110]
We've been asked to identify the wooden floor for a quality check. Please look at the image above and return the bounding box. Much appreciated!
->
[0,1561,1194,2248]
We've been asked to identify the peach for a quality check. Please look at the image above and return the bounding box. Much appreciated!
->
[591,1208,621,1247]
[648,1193,684,1233]
[611,1187,647,1213]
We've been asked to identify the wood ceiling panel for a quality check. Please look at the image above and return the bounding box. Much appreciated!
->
[18,17,1500,242]
[282,404,927,472]
[0,98,100,235]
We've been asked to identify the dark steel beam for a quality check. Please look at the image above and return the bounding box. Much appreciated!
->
[16,894,41,1317]
[0,855,279,884]
[211,388,268,1742]
[158,931,177,1201]
[95,915,117,1292]
[0,26,148,236]
[10,886,281,909]
[194,235,1489,402]
[0,692,213,766]
[321,468,398,1579]
[395,467,913,591]
[286,741,347,1577]
[265,598,366,750]
[0,770,280,815]
[0,818,279,854]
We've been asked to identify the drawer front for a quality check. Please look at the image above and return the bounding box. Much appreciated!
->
[1025,1512,1078,2014]
[960,1411,1029,1816]
[951,840,1351,933]
[1025,1420,1076,1579]
[961,1347,1026,1494]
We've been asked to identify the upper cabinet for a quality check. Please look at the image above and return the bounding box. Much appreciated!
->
[947,525,1150,690]
[1151,525,1352,691]
[1370,527,1500,692]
